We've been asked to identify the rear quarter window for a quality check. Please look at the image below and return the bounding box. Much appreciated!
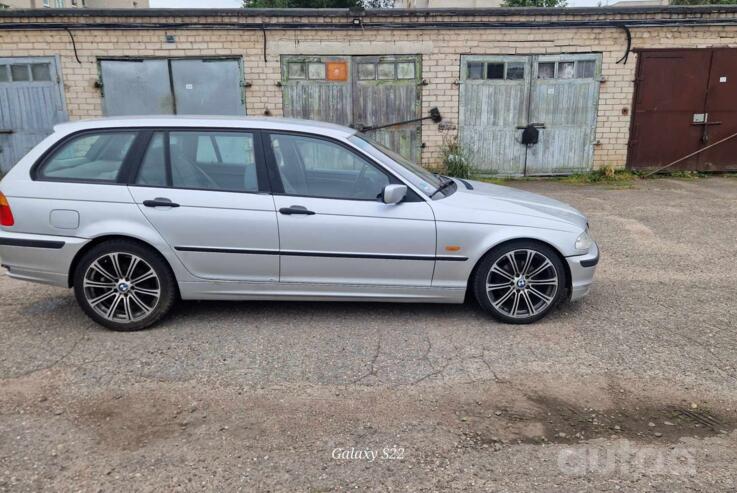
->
[37,131,136,182]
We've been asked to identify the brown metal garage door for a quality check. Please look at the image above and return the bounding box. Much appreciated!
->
[628,48,737,172]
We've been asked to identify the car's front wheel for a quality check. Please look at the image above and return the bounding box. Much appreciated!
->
[473,241,567,324]
[73,240,177,331]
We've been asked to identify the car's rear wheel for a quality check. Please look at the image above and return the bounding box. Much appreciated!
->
[73,240,177,331]
[473,240,567,324]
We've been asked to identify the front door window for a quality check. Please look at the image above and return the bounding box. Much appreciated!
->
[268,133,390,201]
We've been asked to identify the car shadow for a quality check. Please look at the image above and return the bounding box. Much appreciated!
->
[167,298,482,321]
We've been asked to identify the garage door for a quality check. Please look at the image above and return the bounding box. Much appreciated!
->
[628,49,737,172]
[281,55,422,163]
[459,54,602,176]
[0,57,68,173]
[99,58,245,116]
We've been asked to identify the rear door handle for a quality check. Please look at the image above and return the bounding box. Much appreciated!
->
[279,205,315,215]
[143,198,180,208]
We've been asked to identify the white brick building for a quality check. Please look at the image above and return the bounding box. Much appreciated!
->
[1,6,736,174]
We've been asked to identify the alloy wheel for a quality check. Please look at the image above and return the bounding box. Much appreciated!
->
[485,249,559,319]
[82,252,161,323]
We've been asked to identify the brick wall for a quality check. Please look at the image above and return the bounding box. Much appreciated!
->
[2,9,737,170]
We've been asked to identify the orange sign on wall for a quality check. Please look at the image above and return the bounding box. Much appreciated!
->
[326,61,348,81]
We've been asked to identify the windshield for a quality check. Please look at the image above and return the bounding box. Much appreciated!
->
[349,135,454,198]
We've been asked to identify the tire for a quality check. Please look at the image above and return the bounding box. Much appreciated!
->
[472,240,567,324]
[73,240,177,331]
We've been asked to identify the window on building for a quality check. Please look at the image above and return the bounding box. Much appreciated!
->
[10,64,30,82]
[0,63,53,83]
[307,62,326,80]
[486,63,505,80]
[506,62,525,80]
[377,63,395,80]
[287,62,306,80]
[467,61,525,81]
[396,62,415,80]
[537,60,597,80]
[358,63,376,80]
[538,62,555,79]
[30,63,52,81]
[576,60,596,78]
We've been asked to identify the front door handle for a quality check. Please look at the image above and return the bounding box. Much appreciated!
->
[143,198,180,208]
[279,205,315,215]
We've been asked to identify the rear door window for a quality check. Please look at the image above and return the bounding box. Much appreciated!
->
[134,130,259,193]
[38,131,136,182]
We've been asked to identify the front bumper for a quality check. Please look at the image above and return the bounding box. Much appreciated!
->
[0,231,87,287]
[565,242,599,302]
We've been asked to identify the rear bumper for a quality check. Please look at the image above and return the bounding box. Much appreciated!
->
[565,242,599,302]
[0,231,87,287]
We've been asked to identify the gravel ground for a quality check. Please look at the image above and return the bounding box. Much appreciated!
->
[1,177,736,492]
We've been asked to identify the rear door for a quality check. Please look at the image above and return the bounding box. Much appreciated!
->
[127,128,279,282]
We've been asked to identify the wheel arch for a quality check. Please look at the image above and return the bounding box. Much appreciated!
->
[465,237,572,301]
[67,234,177,289]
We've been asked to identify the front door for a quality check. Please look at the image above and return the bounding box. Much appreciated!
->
[127,128,279,282]
[0,57,68,173]
[459,54,602,176]
[263,131,436,286]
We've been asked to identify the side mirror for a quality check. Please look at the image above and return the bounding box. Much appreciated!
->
[382,184,407,205]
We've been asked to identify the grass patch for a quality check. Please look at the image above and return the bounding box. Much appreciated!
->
[440,136,473,180]
[473,165,636,187]
[560,166,637,186]
[474,176,510,185]
[643,170,709,180]
[452,165,727,188]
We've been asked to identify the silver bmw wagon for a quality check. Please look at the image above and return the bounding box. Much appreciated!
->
[0,117,598,331]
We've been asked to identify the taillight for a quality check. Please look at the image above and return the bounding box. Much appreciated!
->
[0,192,14,227]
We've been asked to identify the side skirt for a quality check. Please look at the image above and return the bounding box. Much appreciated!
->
[178,280,467,304]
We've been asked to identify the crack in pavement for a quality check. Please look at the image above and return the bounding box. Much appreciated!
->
[7,330,87,380]
[353,335,383,384]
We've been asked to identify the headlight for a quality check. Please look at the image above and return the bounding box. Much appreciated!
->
[575,229,594,252]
